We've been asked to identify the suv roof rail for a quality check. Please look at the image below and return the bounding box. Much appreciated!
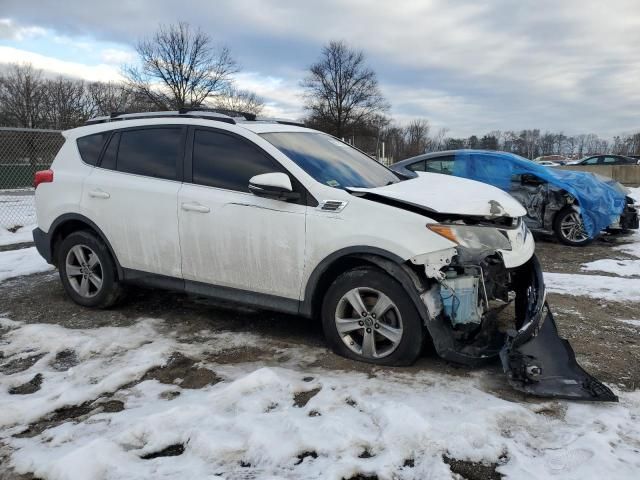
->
[85,109,238,126]
[85,108,305,128]
[252,116,305,127]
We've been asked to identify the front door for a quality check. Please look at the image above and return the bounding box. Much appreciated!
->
[178,128,307,300]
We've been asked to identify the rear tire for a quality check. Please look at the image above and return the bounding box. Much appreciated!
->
[321,267,424,366]
[553,206,594,247]
[57,230,124,308]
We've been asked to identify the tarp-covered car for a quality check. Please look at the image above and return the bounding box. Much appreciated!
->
[391,150,639,246]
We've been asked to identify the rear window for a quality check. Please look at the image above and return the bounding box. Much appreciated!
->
[76,133,109,166]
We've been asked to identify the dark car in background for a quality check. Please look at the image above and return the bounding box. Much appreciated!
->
[569,154,640,166]
[391,150,639,246]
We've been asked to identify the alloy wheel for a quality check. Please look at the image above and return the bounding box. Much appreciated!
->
[65,244,103,298]
[559,212,589,243]
[334,287,403,359]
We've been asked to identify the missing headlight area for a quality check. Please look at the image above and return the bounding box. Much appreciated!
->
[417,248,617,402]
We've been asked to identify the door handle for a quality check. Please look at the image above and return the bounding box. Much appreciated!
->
[181,202,210,213]
[89,189,110,199]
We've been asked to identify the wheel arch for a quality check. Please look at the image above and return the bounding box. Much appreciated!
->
[48,213,123,277]
[300,246,430,323]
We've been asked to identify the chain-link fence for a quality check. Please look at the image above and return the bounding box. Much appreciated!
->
[0,128,64,232]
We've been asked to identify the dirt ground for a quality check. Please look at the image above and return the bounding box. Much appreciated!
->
[0,232,638,392]
[0,233,639,480]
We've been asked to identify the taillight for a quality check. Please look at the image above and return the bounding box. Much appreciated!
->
[34,170,54,189]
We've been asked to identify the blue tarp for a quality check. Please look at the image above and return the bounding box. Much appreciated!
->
[452,150,627,237]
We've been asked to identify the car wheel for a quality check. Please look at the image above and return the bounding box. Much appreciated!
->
[321,267,424,366]
[553,206,594,246]
[57,230,124,308]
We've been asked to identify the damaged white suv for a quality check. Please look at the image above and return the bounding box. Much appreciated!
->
[33,110,616,401]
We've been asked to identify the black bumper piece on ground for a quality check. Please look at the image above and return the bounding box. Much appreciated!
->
[500,257,618,402]
[32,227,53,264]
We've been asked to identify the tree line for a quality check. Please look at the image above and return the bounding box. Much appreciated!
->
[1,22,638,161]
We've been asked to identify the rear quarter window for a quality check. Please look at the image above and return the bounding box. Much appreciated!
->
[76,132,109,166]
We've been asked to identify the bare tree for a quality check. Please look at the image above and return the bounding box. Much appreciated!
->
[213,88,264,115]
[404,119,430,157]
[301,40,388,138]
[0,63,45,128]
[88,82,135,116]
[124,22,239,110]
[41,77,94,129]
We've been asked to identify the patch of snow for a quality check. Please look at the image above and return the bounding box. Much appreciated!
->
[581,258,640,277]
[0,224,35,247]
[0,247,53,283]
[0,191,36,230]
[544,272,640,302]
[618,319,640,328]
[1,318,639,480]
[614,229,640,259]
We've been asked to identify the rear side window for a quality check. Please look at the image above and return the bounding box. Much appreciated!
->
[76,133,108,166]
[408,160,426,172]
[192,129,281,192]
[116,128,183,180]
[425,156,455,174]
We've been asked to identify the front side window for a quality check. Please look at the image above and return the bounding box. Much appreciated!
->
[76,132,108,166]
[583,157,600,165]
[261,132,399,189]
[192,129,282,192]
[116,128,182,180]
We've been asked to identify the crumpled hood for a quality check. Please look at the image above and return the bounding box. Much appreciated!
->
[348,172,527,218]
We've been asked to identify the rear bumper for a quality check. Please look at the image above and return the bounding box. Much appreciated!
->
[32,227,53,264]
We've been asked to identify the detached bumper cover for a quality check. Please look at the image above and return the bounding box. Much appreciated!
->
[500,256,618,402]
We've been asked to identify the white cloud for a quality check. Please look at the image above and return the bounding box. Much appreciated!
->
[234,71,304,119]
[100,48,136,65]
[0,46,123,82]
[0,18,45,41]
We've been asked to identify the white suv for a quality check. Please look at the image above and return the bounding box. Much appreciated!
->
[33,110,615,401]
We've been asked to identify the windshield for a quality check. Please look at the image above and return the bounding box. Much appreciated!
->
[260,132,399,189]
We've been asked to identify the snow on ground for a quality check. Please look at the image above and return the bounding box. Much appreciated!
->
[0,317,639,480]
[544,272,640,302]
[0,191,36,230]
[0,247,53,283]
[581,258,640,277]
[0,223,34,247]
[0,190,36,245]
[618,319,640,328]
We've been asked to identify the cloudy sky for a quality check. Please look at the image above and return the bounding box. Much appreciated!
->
[1,0,639,137]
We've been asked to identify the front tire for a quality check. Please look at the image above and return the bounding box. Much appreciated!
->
[321,267,424,366]
[553,207,594,247]
[57,230,124,308]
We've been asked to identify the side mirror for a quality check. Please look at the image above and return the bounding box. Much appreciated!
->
[249,172,300,202]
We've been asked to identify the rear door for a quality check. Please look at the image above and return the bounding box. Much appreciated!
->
[81,126,185,278]
[178,127,307,300]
